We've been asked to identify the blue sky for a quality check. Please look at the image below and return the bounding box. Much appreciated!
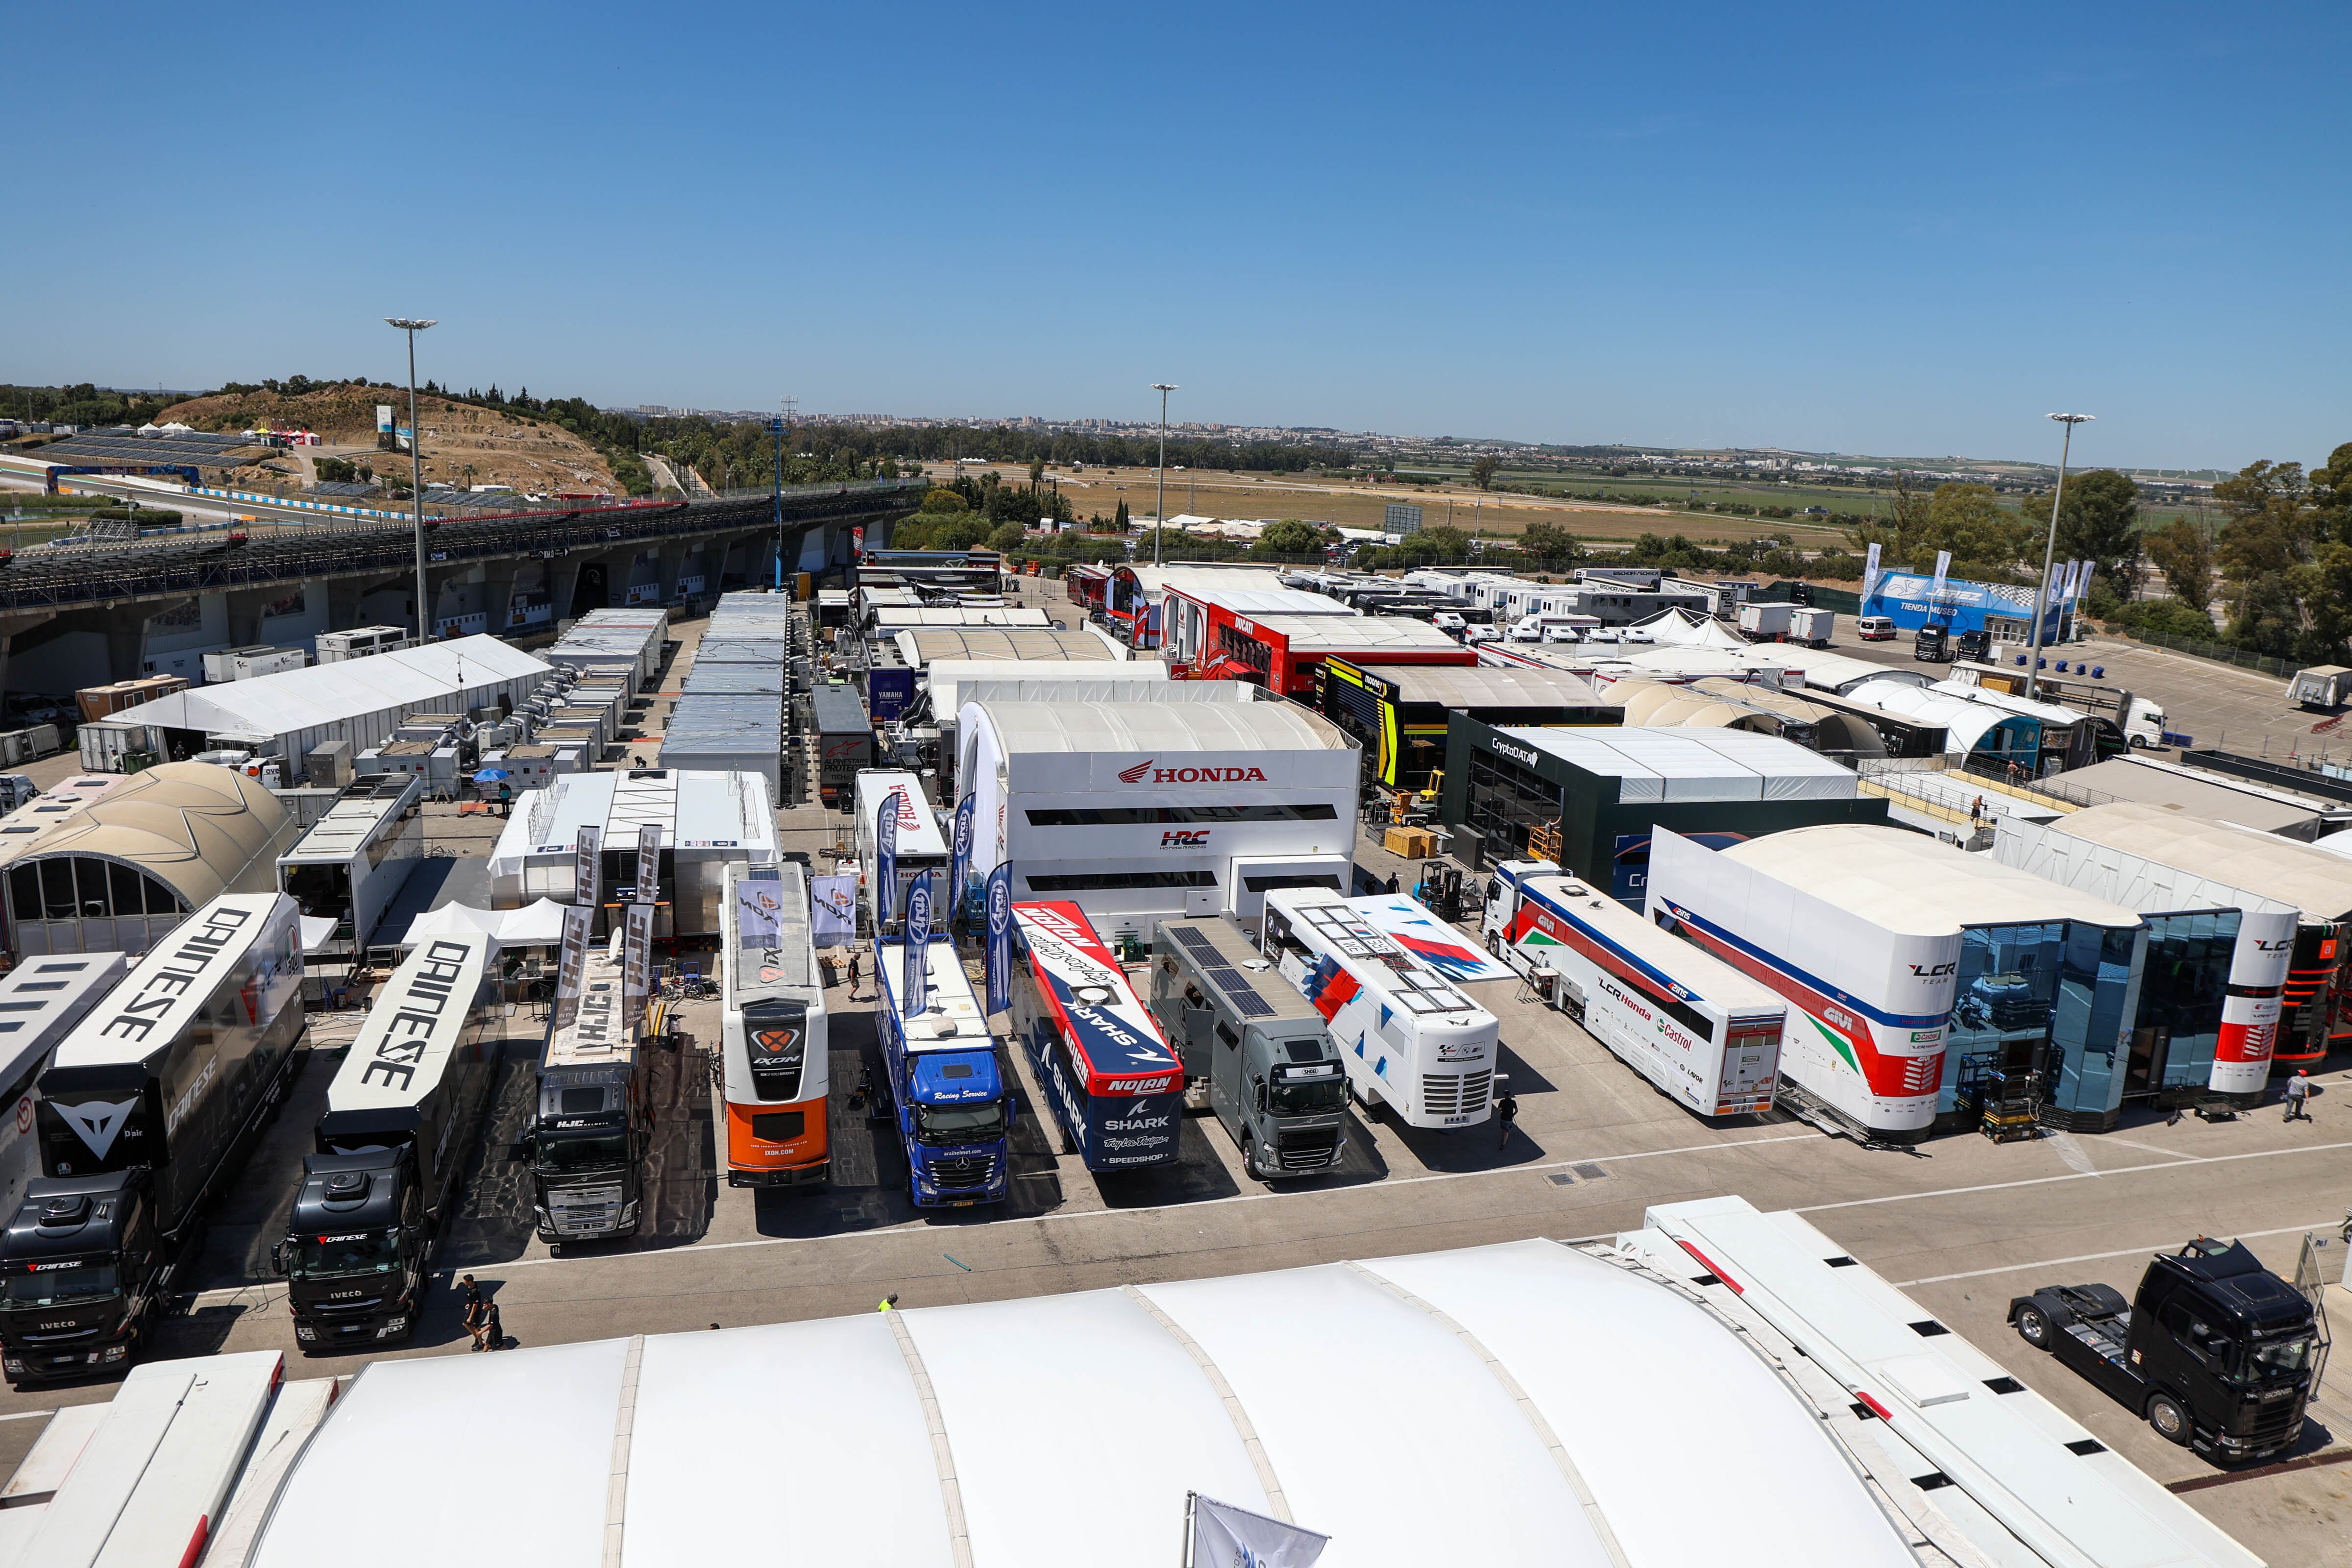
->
[8,2,2345,469]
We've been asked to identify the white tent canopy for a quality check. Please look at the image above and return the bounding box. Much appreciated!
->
[1632,606,1751,650]
[397,898,567,948]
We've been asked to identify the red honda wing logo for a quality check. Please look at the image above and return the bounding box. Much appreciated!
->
[1117,758,1268,784]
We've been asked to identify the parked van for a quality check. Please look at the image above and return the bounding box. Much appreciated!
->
[1856,616,1896,641]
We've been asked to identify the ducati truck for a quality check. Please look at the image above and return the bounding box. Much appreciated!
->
[2009,1237,2320,1462]
[0,894,304,1387]
[275,931,501,1348]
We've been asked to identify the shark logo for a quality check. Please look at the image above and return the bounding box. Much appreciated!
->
[57,1099,139,1161]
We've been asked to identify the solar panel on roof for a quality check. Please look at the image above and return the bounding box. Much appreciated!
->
[1201,965,1276,1018]
[1173,927,1220,956]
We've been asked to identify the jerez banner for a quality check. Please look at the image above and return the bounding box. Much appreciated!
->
[1861,540,1882,602]
[1187,1494,1328,1568]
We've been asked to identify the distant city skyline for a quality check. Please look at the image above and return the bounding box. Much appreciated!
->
[6,3,2346,474]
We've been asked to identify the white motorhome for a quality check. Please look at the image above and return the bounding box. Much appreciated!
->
[1260,888,1497,1129]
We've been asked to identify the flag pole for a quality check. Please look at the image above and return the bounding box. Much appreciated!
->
[1181,1490,1196,1568]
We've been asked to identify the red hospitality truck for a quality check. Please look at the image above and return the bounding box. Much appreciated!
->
[1009,901,1186,1172]
[1186,606,1472,699]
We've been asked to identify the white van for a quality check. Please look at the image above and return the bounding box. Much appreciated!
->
[1856,615,1896,641]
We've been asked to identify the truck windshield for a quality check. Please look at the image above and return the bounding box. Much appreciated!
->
[2232,1333,2317,1385]
[292,1231,400,1279]
[1269,1077,1347,1116]
[1,1261,119,1307]
[914,1102,1005,1144]
[536,1130,630,1174]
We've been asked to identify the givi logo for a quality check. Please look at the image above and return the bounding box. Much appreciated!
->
[1117,759,1270,784]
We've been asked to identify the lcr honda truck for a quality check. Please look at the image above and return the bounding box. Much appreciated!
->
[2008,1237,2321,1462]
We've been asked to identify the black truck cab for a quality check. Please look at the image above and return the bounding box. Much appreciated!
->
[0,1172,162,1387]
[275,1149,430,1348]
[2010,1238,2319,1462]
[526,1064,648,1244]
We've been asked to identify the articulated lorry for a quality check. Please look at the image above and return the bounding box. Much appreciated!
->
[1009,901,1185,1174]
[275,931,500,1348]
[525,930,651,1245]
[1149,915,1348,1178]
[717,863,830,1188]
[0,894,304,1387]
[2009,1238,2320,1463]
[875,931,1016,1207]
[1484,861,1786,1118]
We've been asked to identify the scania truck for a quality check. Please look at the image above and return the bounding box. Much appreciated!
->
[876,931,1016,1207]
[2009,1237,2320,1462]
[0,893,304,1387]
[523,929,651,1245]
[275,931,500,1348]
[1150,915,1348,1178]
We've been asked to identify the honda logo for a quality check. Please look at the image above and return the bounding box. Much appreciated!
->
[1117,758,1270,784]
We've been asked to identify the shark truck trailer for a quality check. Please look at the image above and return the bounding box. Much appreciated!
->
[1149,915,1348,1178]
[525,930,652,1244]
[1483,861,1787,1118]
[875,931,1016,1207]
[0,893,304,1387]
[718,863,830,1187]
[1260,887,1498,1129]
[1009,901,1185,1173]
[274,931,500,1348]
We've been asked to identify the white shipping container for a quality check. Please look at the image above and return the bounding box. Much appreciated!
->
[1738,602,1796,639]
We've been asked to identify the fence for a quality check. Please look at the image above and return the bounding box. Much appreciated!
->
[2106,624,2299,679]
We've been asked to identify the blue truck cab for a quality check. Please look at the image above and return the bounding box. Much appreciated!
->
[875,934,1016,1207]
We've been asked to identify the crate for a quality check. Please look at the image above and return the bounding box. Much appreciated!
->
[1383,826,1436,858]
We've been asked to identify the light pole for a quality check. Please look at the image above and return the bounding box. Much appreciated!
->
[1152,383,1177,566]
[385,318,437,641]
[2025,413,2094,701]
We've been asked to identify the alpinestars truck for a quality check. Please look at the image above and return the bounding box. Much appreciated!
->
[276,931,500,1348]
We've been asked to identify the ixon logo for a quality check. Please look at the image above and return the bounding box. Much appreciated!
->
[1117,759,1269,784]
[1161,830,1210,848]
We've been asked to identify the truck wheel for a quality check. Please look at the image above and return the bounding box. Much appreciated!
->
[2014,1302,2054,1350]
[1242,1133,1264,1182]
[2130,735,2148,750]
[2147,1392,2192,1445]
[1484,930,1500,956]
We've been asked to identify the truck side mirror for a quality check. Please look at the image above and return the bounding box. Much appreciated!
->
[1005,1100,1019,1129]
[1253,1081,1267,1113]
[270,1241,287,1275]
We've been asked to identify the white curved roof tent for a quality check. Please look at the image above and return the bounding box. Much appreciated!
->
[1719,822,2142,934]
[1828,679,2034,764]
[1757,643,1932,695]
[241,1240,1922,1568]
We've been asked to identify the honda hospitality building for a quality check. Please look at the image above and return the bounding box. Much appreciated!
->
[956,692,1360,945]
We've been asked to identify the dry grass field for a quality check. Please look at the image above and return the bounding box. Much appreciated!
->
[924,461,1853,548]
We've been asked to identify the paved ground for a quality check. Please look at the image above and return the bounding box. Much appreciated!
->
[3,588,2350,1562]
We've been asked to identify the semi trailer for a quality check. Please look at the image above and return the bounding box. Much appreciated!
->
[275,931,500,1348]
[0,894,304,1386]
[1149,915,1348,1178]
[717,863,830,1188]
[875,931,1016,1207]
[525,930,652,1244]
[1008,901,1184,1173]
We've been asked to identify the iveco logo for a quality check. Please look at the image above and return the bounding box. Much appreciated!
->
[1492,741,1539,767]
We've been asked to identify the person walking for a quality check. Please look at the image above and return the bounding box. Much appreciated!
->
[848,950,863,1001]
[465,1298,490,1353]
[1970,796,1984,829]
[2285,1069,2313,1123]
[877,1293,901,1313]
[482,1300,505,1351]
[1384,872,1401,896]
[1494,1085,1519,1151]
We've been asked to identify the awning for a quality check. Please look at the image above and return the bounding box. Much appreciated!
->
[298,916,338,955]
[396,897,569,948]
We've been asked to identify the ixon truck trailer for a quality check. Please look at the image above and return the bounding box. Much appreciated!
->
[1150,915,1348,1178]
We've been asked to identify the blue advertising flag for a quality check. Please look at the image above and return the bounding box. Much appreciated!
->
[949,795,975,929]
[876,789,901,927]
[903,873,932,1015]
[985,864,1014,1015]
